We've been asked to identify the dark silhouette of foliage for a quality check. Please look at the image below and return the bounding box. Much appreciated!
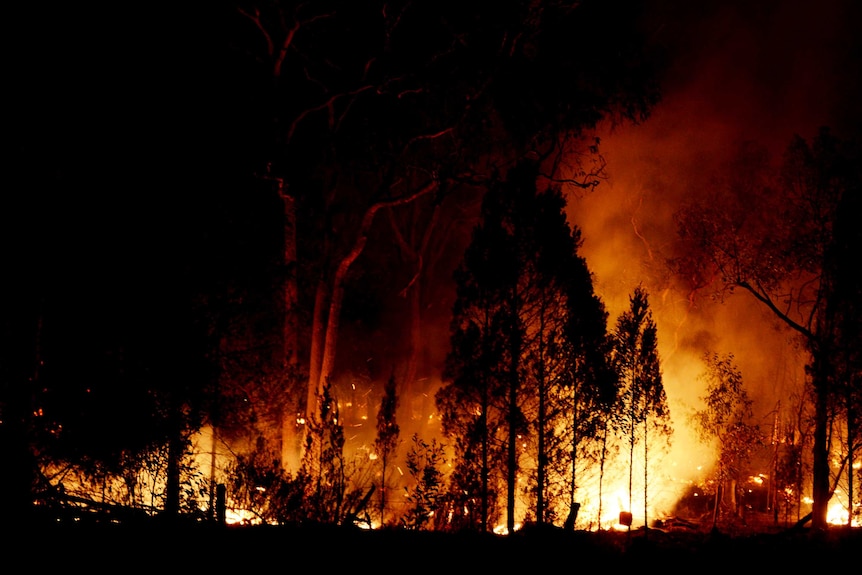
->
[439,157,617,532]
[612,285,671,531]
[226,437,307,525]
[400,434,447,530]
[691,352,764,530]
[672,127,861,529]
[375,371,401,526]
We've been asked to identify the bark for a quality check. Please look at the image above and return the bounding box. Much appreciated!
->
[276,179,303,472]
[643,419,648,532]
[307,279,329,422]
[536,305,547,525]
[811,373,830,530]
[304,181,439,442]
[387,201,442,419]
[507,337,518,535]
[739,281,831,530]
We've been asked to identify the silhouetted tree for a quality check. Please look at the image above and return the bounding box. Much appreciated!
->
[672,127,862,529]
[225,0,663,470]
[558,236,618,529]
[521,171,616,528]
[824,179,862,527]
[612,285,671,531]
[301,377,354,523]
[375,371,400,526]
[691,352,764,530]
[439,157,618,531]
[226,436,306,525]
[400,433,446,530]
[437,174,515,532]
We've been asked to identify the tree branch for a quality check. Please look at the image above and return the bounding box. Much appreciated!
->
[736,280,813,341]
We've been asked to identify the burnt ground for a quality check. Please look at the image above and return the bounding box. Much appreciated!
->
[11,519,860,573]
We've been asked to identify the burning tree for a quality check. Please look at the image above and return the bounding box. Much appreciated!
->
[691,352,764,530]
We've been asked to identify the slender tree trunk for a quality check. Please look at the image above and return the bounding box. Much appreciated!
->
[569,392,579,529]
[165,424,181,519]
[597,424,607,529]
[846,389,854,529]
[811,370,830,530]
[643,419,648,533]
[307,279,329,421]
[387,200,441,438]
[712,478,721,530]
[507,373,517,534]
[536,307,546,525]
[481,307,491,533]
[208,424,218,521]
[628,415,635,524]
[507,289,520,535]
[279,182,302,472]
[481,394,489,532]
[379,453,387,525]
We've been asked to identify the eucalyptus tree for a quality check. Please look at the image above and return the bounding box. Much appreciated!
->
[438,158,616,532]
[558,252,618,529]
[823,178,862,527]
[523,188,616,528]
[437,172,517,533]
[375,371,400,526]
[672,128,862,529]
[225,0,662,471]
[612,285,671,531]
[691,352,764,530]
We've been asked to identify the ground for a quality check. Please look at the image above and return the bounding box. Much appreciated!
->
[12,519,860,572]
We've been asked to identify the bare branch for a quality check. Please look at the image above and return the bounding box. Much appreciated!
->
[237,7,274,58]
[287,85,375,143]
[736,280,813,341]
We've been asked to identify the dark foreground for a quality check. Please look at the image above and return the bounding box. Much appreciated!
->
[11,520,860,572]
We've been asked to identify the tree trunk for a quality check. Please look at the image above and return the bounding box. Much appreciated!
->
[303,182,439,459]
[643,419,648,533]
[847,394,854,529]
[628,416,635,528]
[279,183,302,472]
[536,308,546,526]
[307,279,329,422]
[507,288,520,535]
[164,428,181,519]
[388,200,441,438]
[811,371,830,530]
[570,390,579,528]
[379,453,387,525]
[597,425,607,529]
[507,369,517,534]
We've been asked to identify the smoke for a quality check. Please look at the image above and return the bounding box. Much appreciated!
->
[334,0,862,521]
[567,0,862,482]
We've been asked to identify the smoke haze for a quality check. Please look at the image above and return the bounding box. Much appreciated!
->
[567,0,862,474]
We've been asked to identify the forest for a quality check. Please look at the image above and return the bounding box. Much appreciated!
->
[3,0,861,550]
